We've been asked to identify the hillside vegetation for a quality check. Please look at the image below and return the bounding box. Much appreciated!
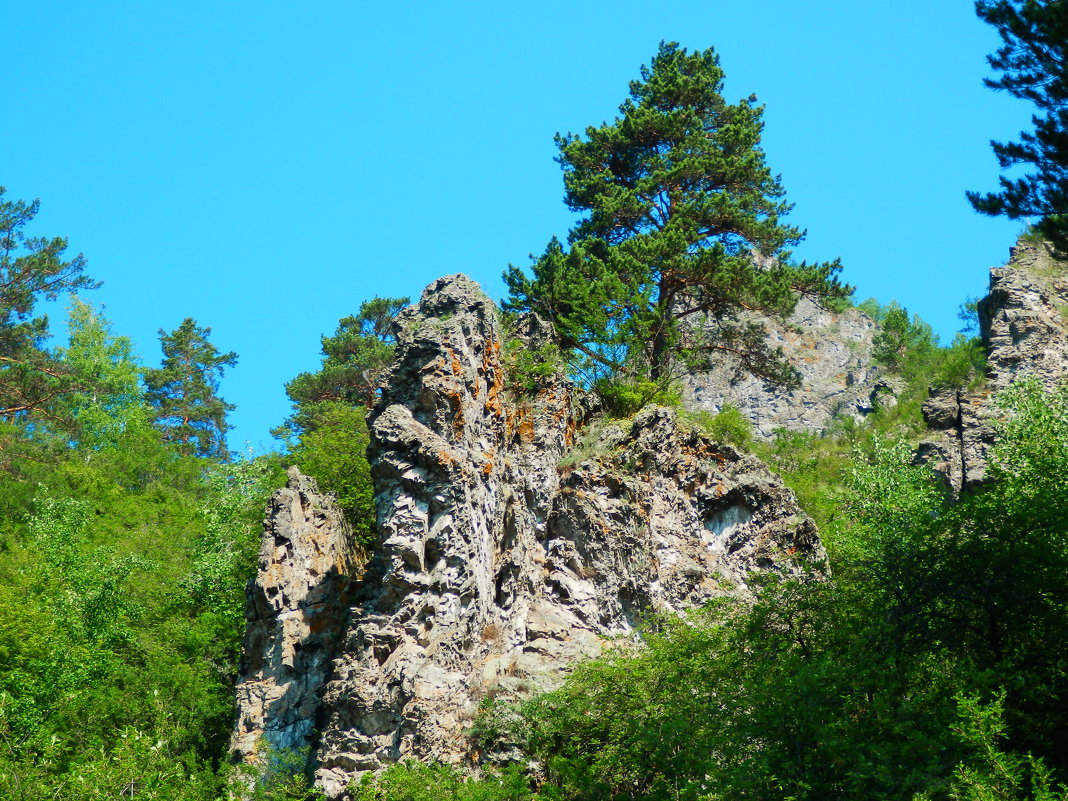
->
[4,2,1068,797]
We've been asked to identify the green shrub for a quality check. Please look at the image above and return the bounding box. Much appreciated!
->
[593,378,680,418]
[289,401,377,551]
[682,404,753,450]
[501,338,563,396]
[350,761,532,801]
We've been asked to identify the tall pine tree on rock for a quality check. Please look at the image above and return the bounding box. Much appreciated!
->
[145,318,236,459]
[505,42,848,389]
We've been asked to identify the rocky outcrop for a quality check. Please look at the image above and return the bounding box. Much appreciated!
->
[915,388,994,492]
[918,239,1068,491]
[226,275,821,798]
[231,467,360,767]
[979,240,1068,392]
[682,297,894,439]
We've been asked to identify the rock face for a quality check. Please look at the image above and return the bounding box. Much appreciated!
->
[231,274,824,799]
[918,239,1068,491]
[682,297,893,439]
[979,240,1068,392]
[915,388,995,492]
[231,467,360,766]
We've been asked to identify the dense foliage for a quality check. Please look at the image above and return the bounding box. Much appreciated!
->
[504,42,848,391]
[0,189,292,799]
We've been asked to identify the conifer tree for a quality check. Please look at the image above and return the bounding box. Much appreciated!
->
[0,187,97,420]
[505,42,848,387]
[969,0,1068,252]
[279,296,408,436]
[145,318,237,458]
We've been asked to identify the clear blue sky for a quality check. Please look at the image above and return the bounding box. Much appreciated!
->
[4,1,1030,449]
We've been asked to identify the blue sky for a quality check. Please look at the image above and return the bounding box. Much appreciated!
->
[5,1,1031,449]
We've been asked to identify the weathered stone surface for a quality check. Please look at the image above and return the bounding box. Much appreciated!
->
[916,388,995,492]
[918,239,1068,491]
[979,239,1068,392]
[682,297,894,438]
[304,275,822,798]
[231,468,360,766]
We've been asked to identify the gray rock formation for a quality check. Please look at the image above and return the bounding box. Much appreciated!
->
[231,274,823,799]
[915,388,994,492]
[918,239,1068,491]
[231,467,360,767]
[979,239,1068,392]
[681,297,893,439]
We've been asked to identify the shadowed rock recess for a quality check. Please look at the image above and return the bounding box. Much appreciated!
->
[233,275,824,798]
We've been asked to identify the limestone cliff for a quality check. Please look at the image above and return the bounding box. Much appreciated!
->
[232,275,823,799]
[231,468,360,766]
[918,239,1068,491]
[682,296,894,439]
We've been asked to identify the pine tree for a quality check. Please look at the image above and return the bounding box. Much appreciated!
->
[144,318,237,458]
[0,187,97,420]
[505,42,848,387]
[279,296,408,436]
[969,0,1068,252]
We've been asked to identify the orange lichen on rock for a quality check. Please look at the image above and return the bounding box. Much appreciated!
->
[440,384,466,441]
[517,412,536,444]
[447,347,463,377]
[482,339,505,418]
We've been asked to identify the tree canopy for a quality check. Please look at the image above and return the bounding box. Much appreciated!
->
[0,187,97,423]
[144,318,237,459]
[969,0,1068,252]
[505,42,848,388]
[279,296,408,437]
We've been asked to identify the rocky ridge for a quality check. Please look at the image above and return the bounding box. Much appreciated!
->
[232,275,824,799]
[231,468,360,767]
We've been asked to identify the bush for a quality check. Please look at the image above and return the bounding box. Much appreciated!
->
[289,401,377,551]
[593,378,681,418]
[682,404,753,450]
[350,761,532,801]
